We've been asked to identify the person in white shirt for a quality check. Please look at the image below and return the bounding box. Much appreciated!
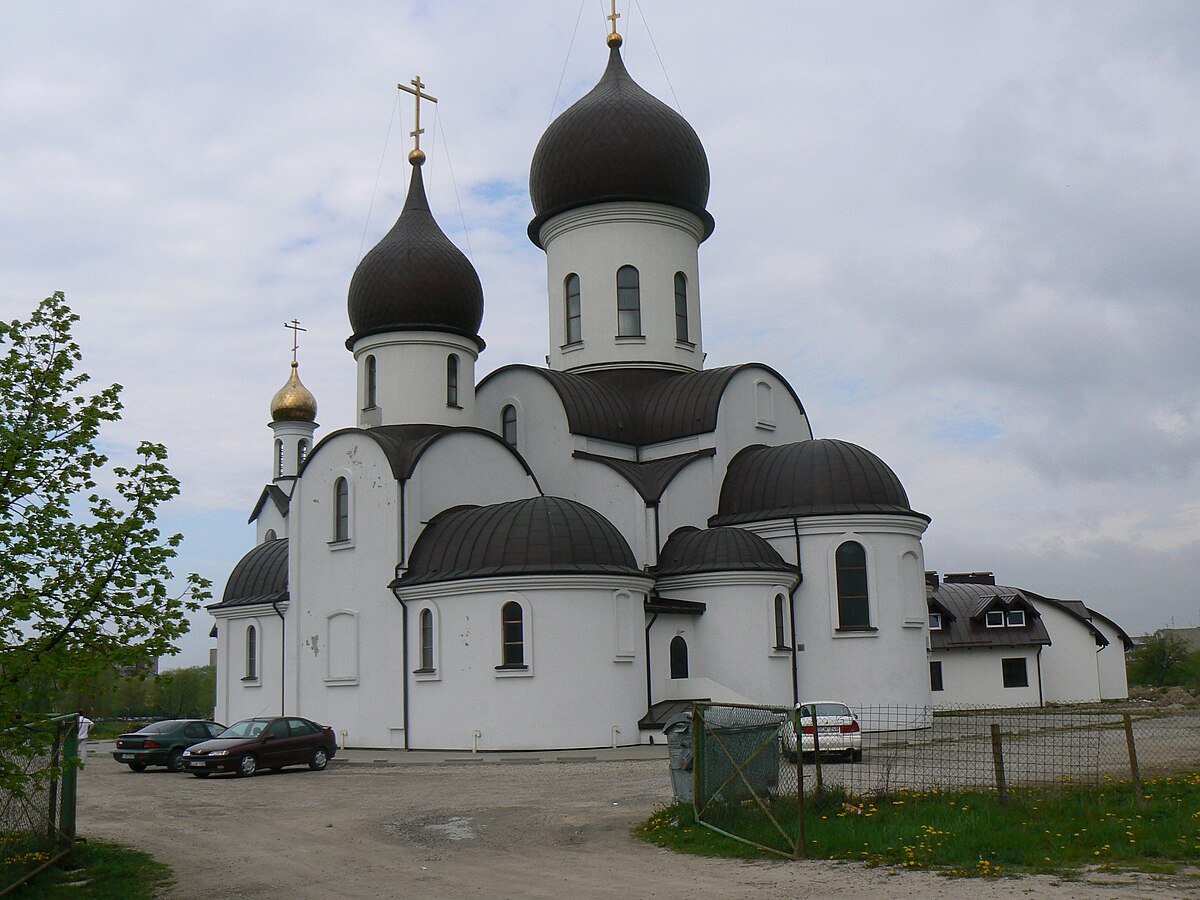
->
[77,712,94,765]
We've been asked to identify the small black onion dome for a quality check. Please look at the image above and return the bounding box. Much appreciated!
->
[347,164,484,349]
[211,539,288,609]
[713,439,929,525]
[655,526,794,578]
[397,496,643,586]
[528,45,713,247]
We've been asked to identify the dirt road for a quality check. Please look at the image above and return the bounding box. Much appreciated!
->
[76,749,1196,899]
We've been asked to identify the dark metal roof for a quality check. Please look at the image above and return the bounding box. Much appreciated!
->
[248,482,291,524]
[210,539,288,610]
[480,363,804,447]
[644,595,707,615]
[639,698,707,731]
[654,526,797,578]
[528,46,713,247]
[347,164,484,349]
[395,496,645,587]
[301,424,539,489]
[573,449,714,503]
[711,439,927,525]
[1086,607,1134,651]
[926,582,1050,650]
[1019,588,1109,648]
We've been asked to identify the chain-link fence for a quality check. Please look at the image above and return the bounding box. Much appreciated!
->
[0,714,79,893]
[686,701,1200,859]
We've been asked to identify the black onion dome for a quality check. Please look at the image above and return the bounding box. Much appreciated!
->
[397,496,644,586]
[210,539,288,609]
[528,46,713,247]
[655,526,794,578]
[347,164,484,349]
[713,440,929,525]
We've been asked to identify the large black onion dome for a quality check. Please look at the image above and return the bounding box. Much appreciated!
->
[210,539,288,609]
[347,164,484,349]
[713,439,929,525]
[655,526,794,578]
[397,496,644,586]
[528,46,713,247]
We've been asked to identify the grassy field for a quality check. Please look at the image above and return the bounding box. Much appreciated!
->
[4,839,171,898]
[635,773,1200,877]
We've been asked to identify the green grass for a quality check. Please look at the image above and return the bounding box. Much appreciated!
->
[7,838,172,898]
[634,773,1200,877]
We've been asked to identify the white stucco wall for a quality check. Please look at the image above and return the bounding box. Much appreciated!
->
[930,647,1043,708]
[1033,602,1102,703]
[351,331,479,429]
[1089,611,1131,699]
[212,607,285,725]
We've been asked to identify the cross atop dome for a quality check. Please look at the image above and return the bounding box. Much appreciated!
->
[606,0,622,48]
[397,75,438,166]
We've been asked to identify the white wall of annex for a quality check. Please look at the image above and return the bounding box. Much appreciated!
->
[213,609,284,725]
[931,647,1042,708]
[1034,602,1101,703]
[1090,614,1131,699]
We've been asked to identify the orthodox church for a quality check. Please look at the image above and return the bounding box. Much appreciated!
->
[210,25,939,750]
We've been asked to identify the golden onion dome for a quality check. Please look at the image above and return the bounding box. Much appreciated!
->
[270,362,317,423]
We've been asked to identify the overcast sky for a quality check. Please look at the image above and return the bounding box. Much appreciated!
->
[3,2,1197,668]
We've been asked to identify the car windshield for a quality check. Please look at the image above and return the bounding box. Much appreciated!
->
[136,721,181,734]
[801,703,852,720]
[218,719,271,739]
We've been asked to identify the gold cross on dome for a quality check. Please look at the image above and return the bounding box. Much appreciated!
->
[397,75,438,162]
[606,0,620,35]
[284,319,307,364]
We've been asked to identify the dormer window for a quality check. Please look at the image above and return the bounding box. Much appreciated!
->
[928,612,942,631]
[985,610,1005,628]
[1007,609,1026,627]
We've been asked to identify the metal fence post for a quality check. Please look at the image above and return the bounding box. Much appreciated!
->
[61,719,79,840]
[990,722,1008,805]
[1122,712,1145,809]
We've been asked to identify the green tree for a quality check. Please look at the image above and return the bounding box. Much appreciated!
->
[1128,631,1192,687]
[0,293,210,790]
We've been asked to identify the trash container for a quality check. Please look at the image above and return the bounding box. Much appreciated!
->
[696,706,783,803]
[663,713,693,803]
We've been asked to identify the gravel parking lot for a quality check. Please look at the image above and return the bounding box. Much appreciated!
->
[77,742,1197,899]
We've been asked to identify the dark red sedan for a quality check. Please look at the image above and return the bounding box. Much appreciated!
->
[181,716,337,777]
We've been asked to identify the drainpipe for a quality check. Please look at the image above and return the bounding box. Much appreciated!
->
[271,598,286,716]
[1035,645,1044,707]
[644,612,659,712]
[395,597,410,750]
[789,518,804,707]
[649,500,661,562]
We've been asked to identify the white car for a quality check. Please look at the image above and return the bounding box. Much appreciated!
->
[781,701,862,762]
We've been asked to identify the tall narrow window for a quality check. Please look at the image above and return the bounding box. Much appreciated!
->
[564,274,581,344]
[297,439,309,469]
[929,660,944,692]
[275,440,283,478]
[835,541,871,629]
[616,265,641,336]
[446,354,459,407]
[419,608,434,672]
[773,594,788,649]
[333,477,349,542]
[669,635,689,679]
[500,601,524,668]
[501,405,518,448]
[245,625,258,680]
[364,355,377,409]
[674,272,689,342]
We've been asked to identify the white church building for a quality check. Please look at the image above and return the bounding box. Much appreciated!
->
[210,28,1123,750]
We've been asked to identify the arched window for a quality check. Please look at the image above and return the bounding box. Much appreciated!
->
[297,439,309,469]
[264,529,277,542]
[755,381,774,427]
[446,354,459,407]
[564,274,581,344]
[674,272,689,342]
[835,541,870,629]
[364,355,377,409]
[419,608,434,672]
[245,625,258,680]
[275,439,283,478]
[501,405,518,448]
[500,601,524,668]
[616,265,641,336]
[774,594,788,649]
[669,635,689,679]
[333,477,349,542]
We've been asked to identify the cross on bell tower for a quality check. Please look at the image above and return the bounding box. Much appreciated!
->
[397,75,438,166]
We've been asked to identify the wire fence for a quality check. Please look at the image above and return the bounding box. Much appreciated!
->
[0,714,79,894]
[682,701,1200,859]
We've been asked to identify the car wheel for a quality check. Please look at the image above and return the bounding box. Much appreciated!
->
[851,749,863,763]
[237,754,258,777]
[127,762,147,772]
[191,772,210,778]
[309,748,329,771]
[166,748,184,773]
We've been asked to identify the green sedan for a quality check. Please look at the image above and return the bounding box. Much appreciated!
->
[112,720,226,772]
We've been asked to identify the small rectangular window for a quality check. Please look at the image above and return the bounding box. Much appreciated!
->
[928,612,941,630]
[1002,657,1029,688]
[985,610,1005,628]
[929,660,943,692]
[1007,610,1025,627]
